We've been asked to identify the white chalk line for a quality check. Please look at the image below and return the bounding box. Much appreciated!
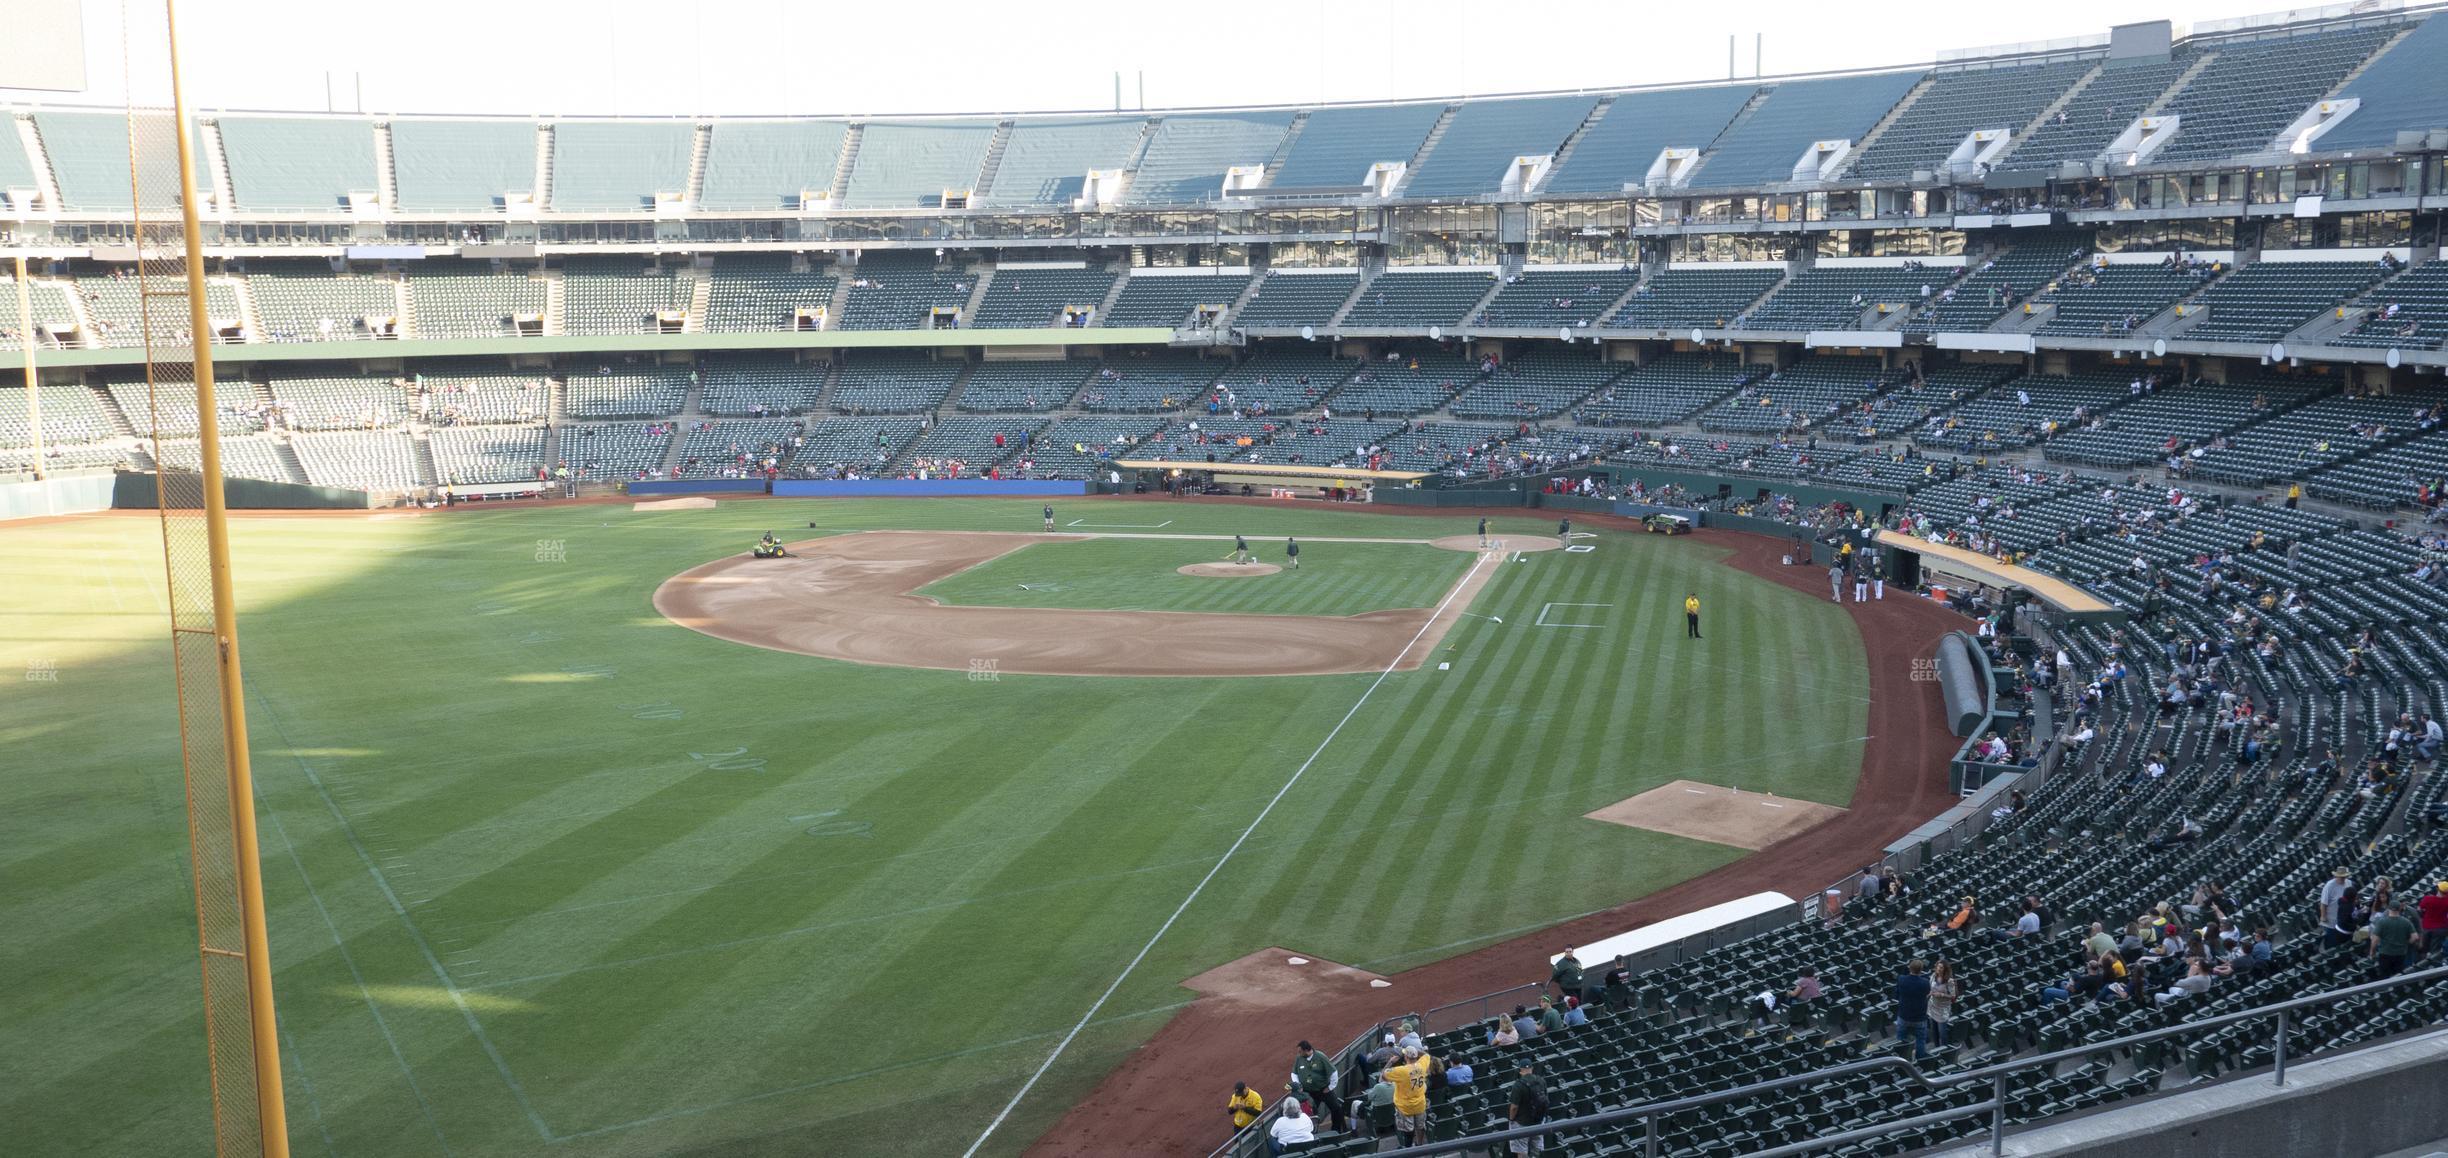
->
[958,549,1493,1158]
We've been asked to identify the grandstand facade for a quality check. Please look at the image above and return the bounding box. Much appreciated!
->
[4,3,2448,497]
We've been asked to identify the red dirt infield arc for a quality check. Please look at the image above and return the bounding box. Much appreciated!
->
[1023,516,1968,1158]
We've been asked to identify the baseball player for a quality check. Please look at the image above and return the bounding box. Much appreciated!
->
[1556,517,1571,548]
[1285,536,1300,569]
[1871,548,1886,600]
[1231,534,1251,564]
[1478,517,1491,549]
[1828,562,1844,603]
[1852,554,1869,603]
[1042,504,1055,532]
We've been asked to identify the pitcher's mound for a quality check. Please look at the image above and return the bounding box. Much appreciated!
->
[1585,779,1845,850]
[1430,535,1564,553]
[1179,562,1281,577]
[633,497,717,512]
[1184,948,1388,1009]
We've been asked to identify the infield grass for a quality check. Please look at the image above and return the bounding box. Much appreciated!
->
[1,497,1867,1158]
[916,537,1471,616]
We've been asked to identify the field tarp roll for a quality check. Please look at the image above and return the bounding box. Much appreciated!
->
[1935,631,1988,738]
[771,478,1087,498]
[628,478,769,497]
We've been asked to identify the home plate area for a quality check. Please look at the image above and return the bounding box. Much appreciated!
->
[1583,779,1845,850]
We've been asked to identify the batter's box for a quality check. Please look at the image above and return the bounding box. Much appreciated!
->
[1535,601,1612,628]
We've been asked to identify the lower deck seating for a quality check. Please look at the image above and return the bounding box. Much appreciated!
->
[674,420,801,477]
[1200,350,1357,415]
[1448,353,1620,420]
[1017,417,1166,478]
[148,437,290,483]
[1573,354,1751,427]
[956,361,1089,413]
[698,354,830,415]
[3,385,117,448]
[830,353,963,413]
[793,417,925,475]
[1327,351,1477,416]
[2042,379,2322,467]
[559,422,672,479]
[290,430,423,490]
[428,425,546,484]
[1076,353,1224,413]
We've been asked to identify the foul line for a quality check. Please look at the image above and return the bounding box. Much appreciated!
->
[959,549,1493,1158]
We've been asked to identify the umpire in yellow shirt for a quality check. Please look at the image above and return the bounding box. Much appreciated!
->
[1685,592,1702,639]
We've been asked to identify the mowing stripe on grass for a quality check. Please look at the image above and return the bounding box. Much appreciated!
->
[959,550,1495,1158]
[251,685,556,1142]
[264,809,456,1156]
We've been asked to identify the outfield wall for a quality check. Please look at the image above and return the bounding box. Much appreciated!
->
[770,479,1087,498]
[628,478,770,497]
[110,471,371,510]
[0,472,116,520]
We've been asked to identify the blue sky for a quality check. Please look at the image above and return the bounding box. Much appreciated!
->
[5,0,2332,117]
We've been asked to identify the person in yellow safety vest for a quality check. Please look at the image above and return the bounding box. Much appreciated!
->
[1685,593,1702,639]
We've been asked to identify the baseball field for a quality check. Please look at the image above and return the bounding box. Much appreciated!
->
[1,496,1871,1157]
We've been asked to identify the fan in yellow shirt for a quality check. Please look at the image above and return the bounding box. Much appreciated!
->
[1226,1081,1264,1132]
[1388,1048,1434,1145]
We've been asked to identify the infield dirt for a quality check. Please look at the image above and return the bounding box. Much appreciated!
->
[654,530,1539,678]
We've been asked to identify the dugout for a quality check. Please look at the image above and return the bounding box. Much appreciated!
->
[1874,530,2125,628]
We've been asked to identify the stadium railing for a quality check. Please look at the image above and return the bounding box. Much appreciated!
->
[1361,963,2448,1158]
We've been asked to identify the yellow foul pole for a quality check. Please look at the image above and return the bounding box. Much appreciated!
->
[159,0,291,1151]
[15,254,37,480]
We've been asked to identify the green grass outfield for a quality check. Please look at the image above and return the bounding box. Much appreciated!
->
[0,497,1867,1157]
[916,537,1471,616]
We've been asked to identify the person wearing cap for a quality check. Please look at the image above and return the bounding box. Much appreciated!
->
[2372,901,2420,976]
[2419,881,2448,959]
[1535,996,1567,1036]
[1265,1095,1315,1156]
[1550,947,1584,1003]
[1226,1081,1265,1137]
[2320,868,2356,949]
[1505,1060,1551,1154]
[1366,1033,1398,1072]
[1388,1045,1434,1145]
[1602,956,1633,1010]
[1289,1040,1343,1132]
[1394,1019,1423,1051]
